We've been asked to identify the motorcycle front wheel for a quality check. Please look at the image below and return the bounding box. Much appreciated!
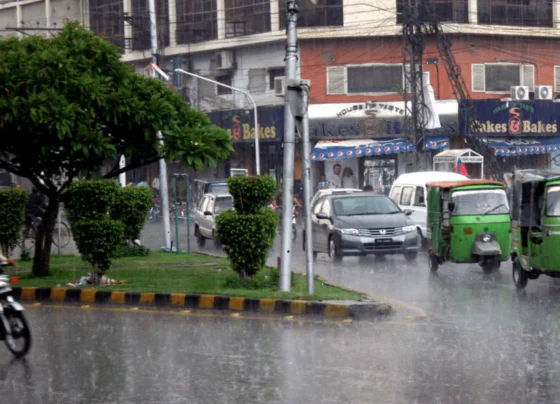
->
[4,311,31,358]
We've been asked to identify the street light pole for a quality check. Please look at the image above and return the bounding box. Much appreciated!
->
[174,68,261,175]
[148,0,171,249]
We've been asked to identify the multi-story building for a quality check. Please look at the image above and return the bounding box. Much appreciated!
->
[1,0,558,190]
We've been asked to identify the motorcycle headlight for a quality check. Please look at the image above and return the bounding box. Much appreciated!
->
[402,225,416,233]
[340,228,360,236]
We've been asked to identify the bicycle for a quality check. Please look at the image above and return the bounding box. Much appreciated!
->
[18,216,71,251]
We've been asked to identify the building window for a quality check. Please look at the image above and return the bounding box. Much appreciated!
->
[217,76,233,95]
[326,64,405,95]
[225,0,271,38]
[478,0,552,27]
[176,0,218,44]
[131,0,170,51]
[280,0,343,29]
[396,0,468,23]
[471,63,535,93]
[89,0,125,50]
[268,67,284,90]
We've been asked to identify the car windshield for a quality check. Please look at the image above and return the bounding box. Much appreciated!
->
[210,184,228,194]
[546,186,560,216]
[214,197,233,214]
[332,196,401,216]
[451,189,509,216]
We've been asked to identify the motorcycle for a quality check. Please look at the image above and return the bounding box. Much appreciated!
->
[146,202,162,222]
[292,207,297,241]
[0,257,31,358]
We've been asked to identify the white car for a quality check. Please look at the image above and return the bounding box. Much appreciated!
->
[310,188,363,208]
[194,193,234,249]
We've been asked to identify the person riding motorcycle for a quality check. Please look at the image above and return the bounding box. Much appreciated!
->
[23,188,48,238]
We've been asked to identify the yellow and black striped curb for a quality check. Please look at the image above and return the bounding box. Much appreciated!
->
[11,287,393,319]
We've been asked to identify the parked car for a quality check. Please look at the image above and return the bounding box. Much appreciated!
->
[389,171,468,242]
[310,188,363,208]
[194,193,234,248]
[305,193,419,261]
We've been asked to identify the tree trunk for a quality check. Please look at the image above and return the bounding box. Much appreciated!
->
[32,196,60,277]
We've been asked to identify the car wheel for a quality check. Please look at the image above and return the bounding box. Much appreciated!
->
[512,256,528,289]
[405,251,418,261]
[197,232,206,247]
[329,237,342,262]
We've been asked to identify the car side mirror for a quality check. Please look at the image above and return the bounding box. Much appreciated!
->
[316,212,329,220]
[448,202,456,212]
[204,211,213,216]
[404,209,413,216]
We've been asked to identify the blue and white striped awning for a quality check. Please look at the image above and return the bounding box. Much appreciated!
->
[310,137,449,161]
[487,138,560,156]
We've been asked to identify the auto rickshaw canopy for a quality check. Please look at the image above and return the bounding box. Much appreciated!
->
[512,169,560,184]
[428,179,505,190]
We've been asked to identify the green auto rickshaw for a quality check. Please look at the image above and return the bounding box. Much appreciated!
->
[427,179,511,273]
[509,169,560,289]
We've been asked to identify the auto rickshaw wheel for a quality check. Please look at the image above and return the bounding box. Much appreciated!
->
[428,254,439,272]
[512,257,528,289]
[481,258,498,274]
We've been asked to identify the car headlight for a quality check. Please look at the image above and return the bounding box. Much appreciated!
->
[402,225,416,233]
[339,228,360,236]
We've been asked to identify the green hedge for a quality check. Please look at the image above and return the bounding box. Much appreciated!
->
[112,186,153,242]
[217,175,278,278]
[66,180,124,273]
[0,189,28,256]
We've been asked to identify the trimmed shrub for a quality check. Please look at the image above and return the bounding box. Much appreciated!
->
[227,175,278,214]
[0,189,28,256]
[217,175,278,278]
[112,186,153,243]
[65,180,123,278]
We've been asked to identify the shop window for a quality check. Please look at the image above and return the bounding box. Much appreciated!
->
[89,0,125,50]
[225,0,271,38]
[176,0,218,44]
[471,63,534,93]
[390,186,402,205]
[414,186,426,207]
[401,187,413,206]
[217,76,233,95]
[396,0,468,24]
[478,0,552,27]
[327,64,406,95]
[280,0,343,29]
[130,0,169,51]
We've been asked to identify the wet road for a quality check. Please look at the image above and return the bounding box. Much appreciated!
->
[4,221,560,402]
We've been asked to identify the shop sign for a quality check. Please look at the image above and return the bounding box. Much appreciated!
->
[207,105,284,142]
[310,118,404,139]
[460,100,560,137]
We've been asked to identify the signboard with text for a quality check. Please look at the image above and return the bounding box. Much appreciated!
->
[459,100,560,137]
[207,105,284,143]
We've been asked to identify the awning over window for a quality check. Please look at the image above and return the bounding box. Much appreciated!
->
[486,138,560,156]
[309,137,448,161]
[310,139,413,161]
[425,136,449,150]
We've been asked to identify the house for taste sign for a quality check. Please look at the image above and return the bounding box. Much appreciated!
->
[460,100,560,137]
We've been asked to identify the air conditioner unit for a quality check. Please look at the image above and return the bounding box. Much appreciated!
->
[510,86,529,101]
[535,85,553,100]
[274,77,285,97]
[216,50,234,69]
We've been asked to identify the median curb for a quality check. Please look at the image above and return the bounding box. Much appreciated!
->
[11,287,393,319]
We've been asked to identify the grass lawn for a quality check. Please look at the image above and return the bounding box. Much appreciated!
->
[9,251,364,301]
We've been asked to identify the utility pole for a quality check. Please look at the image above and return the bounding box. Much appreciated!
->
[149,0,171,249]
[279,0,299,292]
[300,81,314,295]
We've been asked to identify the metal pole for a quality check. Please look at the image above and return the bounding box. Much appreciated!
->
[173,176,179,252]
[301,84,314,295]
[148,0,171,249]
[279,0,299,292]
[186,175,191,254]
[174,69,260,175]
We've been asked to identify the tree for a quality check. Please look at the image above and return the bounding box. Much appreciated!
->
[0,22,233,276]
